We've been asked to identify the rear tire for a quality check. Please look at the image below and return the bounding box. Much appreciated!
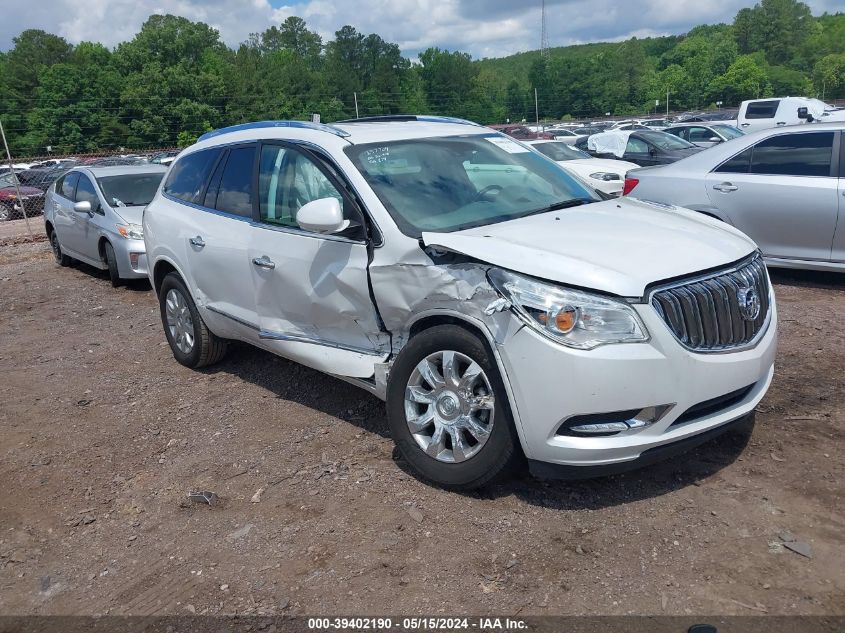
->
[158,272,227,368]
[386,324,521,490]
[49,230,71,266]
[0,203,13,222]
[103,241,122,287]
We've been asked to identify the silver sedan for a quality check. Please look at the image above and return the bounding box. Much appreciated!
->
[44,165,167,286]
[624,123,845,272]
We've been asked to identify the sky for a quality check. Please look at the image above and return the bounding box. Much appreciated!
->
[0,0,843,59]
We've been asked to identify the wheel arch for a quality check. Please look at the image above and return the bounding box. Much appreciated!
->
[402,310,531,458]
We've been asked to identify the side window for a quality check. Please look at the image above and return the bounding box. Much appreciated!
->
[258,145,345,229]
[163,148,222,204]
[715,147,752,174]
[749,132,833,177]
[626,138,649,154]
[213,146,256,217]
[75,176,101,212]
[688,127,713,143]
[745,100,780,119]
[60,172,80,200]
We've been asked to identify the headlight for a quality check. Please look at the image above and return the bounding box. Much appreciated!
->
[589,171,620,181]
[116,223,143,239]
[488,268,648,350]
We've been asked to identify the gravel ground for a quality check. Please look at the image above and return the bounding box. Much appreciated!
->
[0,218,843,617]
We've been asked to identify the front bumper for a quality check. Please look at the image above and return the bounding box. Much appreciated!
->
[112,237,149,278]
[497,299,777,469]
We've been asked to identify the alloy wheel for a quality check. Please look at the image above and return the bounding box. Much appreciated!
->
[404,350,495,463]
[165,288,195,354]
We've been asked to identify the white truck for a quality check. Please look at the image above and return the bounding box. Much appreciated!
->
[737,96,845,132]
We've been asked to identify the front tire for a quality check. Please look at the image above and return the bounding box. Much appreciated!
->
[0,203,13,222]
[103,241,122,287]
[386,325,521,490]
[158,272,227,368]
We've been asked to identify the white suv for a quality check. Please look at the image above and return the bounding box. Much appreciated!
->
[144,116,777,489]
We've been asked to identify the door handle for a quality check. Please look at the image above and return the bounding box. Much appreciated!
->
[252,255,275,270]
[740,123,750,127]
[189,236,205,248]
[713,183,738,192]
[776,121,786,126]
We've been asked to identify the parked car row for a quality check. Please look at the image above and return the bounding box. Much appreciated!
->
[45,116,777,491]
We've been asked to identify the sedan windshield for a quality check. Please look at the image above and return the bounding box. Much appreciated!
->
[345,134,598,237]
[0,172,20,188]
[712,124,744,140]
[638,130,696,150]
[97,173,165,207]
[532,142,591,162]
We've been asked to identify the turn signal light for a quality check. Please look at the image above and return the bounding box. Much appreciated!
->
[622,177,639,196]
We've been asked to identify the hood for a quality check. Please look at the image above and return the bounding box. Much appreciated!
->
[421,198,756,297]
[111,205,146,225]
[0,185,43,197]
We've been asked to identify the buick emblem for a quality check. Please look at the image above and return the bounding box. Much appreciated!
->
[737,286,761,321]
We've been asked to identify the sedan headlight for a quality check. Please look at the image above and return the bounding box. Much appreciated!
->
[116,223,143,239]
[488,268,648,350]
[589,171,620,181]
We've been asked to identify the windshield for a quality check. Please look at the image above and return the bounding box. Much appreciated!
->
[532,142,590,161]
[712,125,744,139]
[638,130,696,150]
[97,173,165,207]
[0,172,19,188]
[345,134,598,237]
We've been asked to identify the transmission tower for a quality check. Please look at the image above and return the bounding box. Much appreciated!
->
[540,0,549,58]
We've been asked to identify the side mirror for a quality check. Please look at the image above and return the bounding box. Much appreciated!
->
[296,197,348,234]
[797,107,814,122]
[73,201,93,214]
[709,137,721,142]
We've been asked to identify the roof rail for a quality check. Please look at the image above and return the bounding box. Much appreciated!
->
[197,120,351,142]
[335,115,483,127]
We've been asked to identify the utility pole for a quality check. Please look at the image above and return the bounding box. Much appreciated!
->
[0,118,32,238]
[666,87,669,117]
[540,0,549,59]
[535,88,540,128]
[354,92,359,119]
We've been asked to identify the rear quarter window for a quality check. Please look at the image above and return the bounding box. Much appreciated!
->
[744,100,780,119]
[163,148,222,204]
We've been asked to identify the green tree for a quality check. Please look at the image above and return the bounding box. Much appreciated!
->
[813,54,845,100]
[707,54,772,105]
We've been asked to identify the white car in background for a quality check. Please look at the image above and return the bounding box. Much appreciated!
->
[527,140,638,196]
[546,128,581,144]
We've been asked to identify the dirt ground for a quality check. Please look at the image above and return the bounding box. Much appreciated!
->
[0,218,843,617]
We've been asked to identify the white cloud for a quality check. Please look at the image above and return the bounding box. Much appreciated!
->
[0,0,838,59]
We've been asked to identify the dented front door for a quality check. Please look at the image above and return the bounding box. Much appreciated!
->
[248,143,388,377]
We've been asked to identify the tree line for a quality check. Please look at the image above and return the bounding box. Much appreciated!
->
[0,0,843,156]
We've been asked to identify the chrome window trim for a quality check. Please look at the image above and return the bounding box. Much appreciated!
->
[645,252,773,355]
[161,191,368,246]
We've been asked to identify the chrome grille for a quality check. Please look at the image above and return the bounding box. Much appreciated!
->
[651,255,770,352]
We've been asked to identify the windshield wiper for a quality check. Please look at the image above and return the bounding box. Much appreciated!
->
[523,198,593,217]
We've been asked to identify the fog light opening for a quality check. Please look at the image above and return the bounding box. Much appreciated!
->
[560,405,673,437]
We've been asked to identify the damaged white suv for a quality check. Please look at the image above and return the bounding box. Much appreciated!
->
[144,116,776,489]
